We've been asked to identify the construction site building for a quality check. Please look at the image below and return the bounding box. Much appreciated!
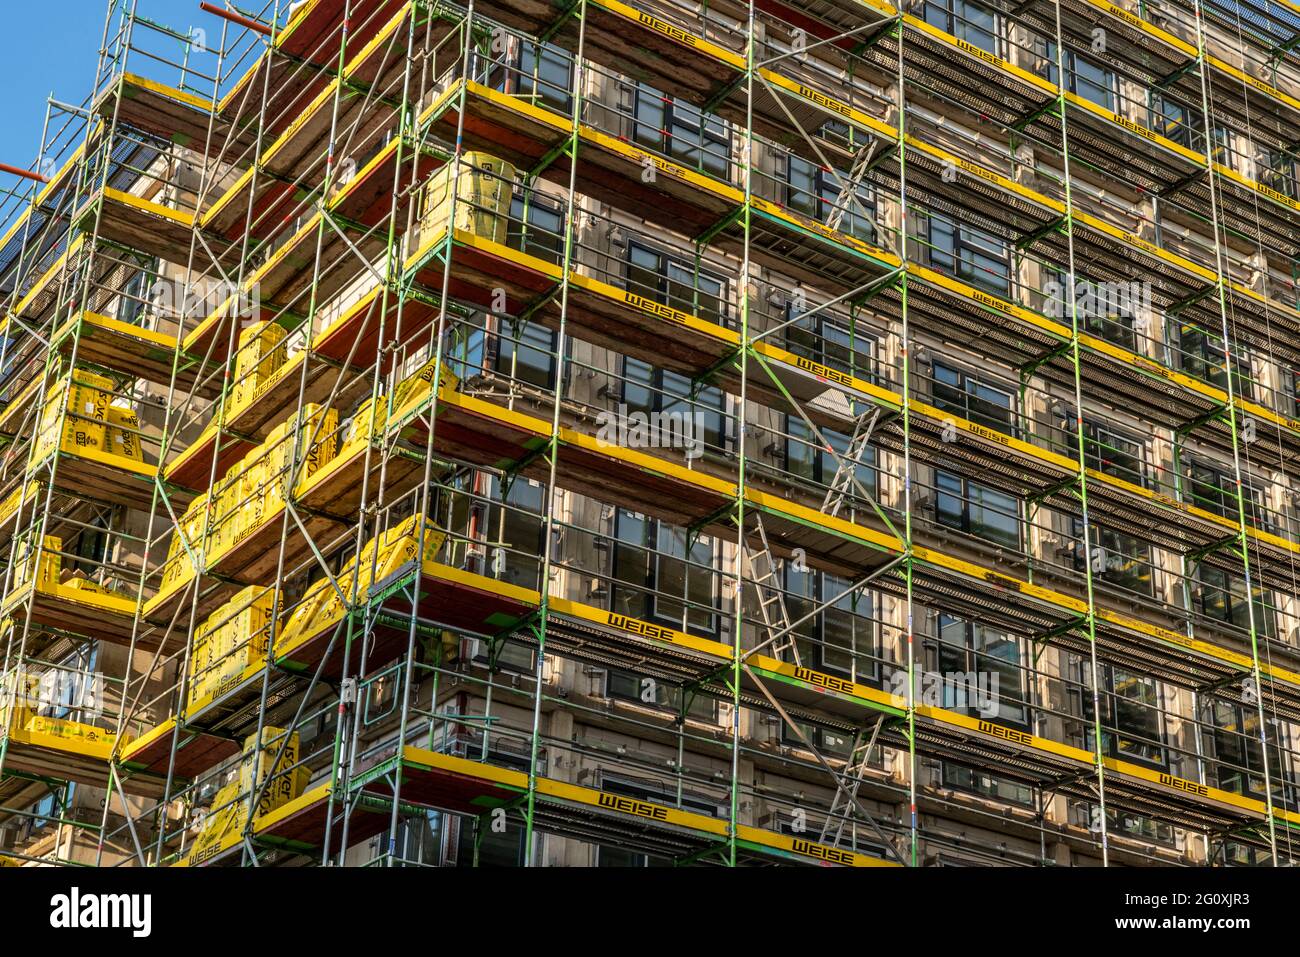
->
[1,0,1300,867]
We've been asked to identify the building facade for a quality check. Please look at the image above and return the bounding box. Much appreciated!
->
[0,0,1299,867]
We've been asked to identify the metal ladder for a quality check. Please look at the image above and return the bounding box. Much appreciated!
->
[743,513,801,666]
[820,407,880,518]
[817,720,884,849]
[824,141,877,233]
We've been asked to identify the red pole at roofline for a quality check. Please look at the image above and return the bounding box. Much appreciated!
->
[199,2,274,37]
[0,163,49,184]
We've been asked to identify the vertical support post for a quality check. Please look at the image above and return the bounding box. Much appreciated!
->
[726,0,758,869]
[1189,0,1279,863]
[1049,0,1110,866]
[387,0,483,865]
[525,0,589,867]
[893,15,919,868]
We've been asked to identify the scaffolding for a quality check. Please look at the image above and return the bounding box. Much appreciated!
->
[0,0,1298,867]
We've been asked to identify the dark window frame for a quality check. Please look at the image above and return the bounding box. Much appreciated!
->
[611,509,721,637]
[926,213,1011,297]
[1075,661,1168,769]
[633,85,730,179]
[931,359,1017,435]
[934,468,1022,550]
[1193,563,1279,640]
[922,0,1001,55]
[931,613,1029,727]
[625,239,730,328]
[780,564,882,683]
[1070,517,1155,598]
[783,153,877,242]
[486,39,574,113]
[1046,42,1118,111]
[508,191,565,265]
[605,667,718,721]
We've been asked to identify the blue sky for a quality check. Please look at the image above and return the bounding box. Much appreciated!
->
[0,3,108,174]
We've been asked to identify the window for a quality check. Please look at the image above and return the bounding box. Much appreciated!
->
[626,241,727,326]
[785,154,876,242]
[780,719,856,759]
[1194,564,1278,639]
[612,510,719,635]
[1211,126,1235,169]
[1150,95,1203,150]
[1071,519,1154,597]
[785,306,877,383]
[31,648,98,722]
[1185,459,1275,534]
[1261,149,1300,200]
[467,636,536,673]
[781,564,881,681]
[1204,699,1295,807]
[447,316,487,381]
[1110,809,1173,845]
[602,776,723,818]
[453,749,532,866]
[934,614,1027,725]
[69,514,109,575]
[1044,270,1143,350]
[785,414,878,504]
[382,808,447,866]
[607,668,716,720]
[495,319,556,389]
[1045,43,1117,110]
[923,0,999,54]
[1081,418,1146,487]
[487,40,572,113]
[482,475,544,588]
[508,192,564,265]
[454,813,524,866]
[24,789,63,838]
[1076,662,1166,767]
[1216,840,1273,866]
[935,470,1020,549]
[622,357,727,457]
[597,846,670,867]
[1071,801,1175,846]
[117,257,158,326]
[927,214,1010,296]
[1174,322,1255,401]
[601,777,723,847]
[936,760,1034,805]
[932,360,1015,434]
[633,85,729,178]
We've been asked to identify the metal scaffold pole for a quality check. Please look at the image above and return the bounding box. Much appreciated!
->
[1189,0,1279,865]
[727,0,758,869]
[524,0,588,868]
[323,0,423,867]
[1049,0,1110,867]
[385,0,482,866]
[240,0,361,868]
[4,0,131,866]
[109,0,263,868]
[893,11,918,869]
